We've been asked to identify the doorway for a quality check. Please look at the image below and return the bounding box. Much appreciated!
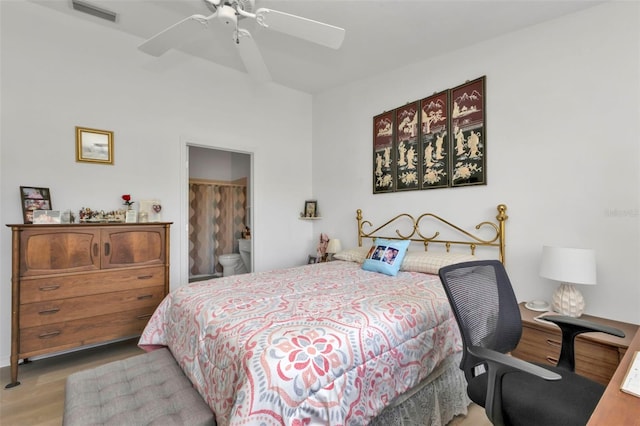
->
[187,145,252,282]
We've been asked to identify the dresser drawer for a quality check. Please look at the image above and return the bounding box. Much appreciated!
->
[20,266,165,304]
[19,307,156,357]
[574,339,620,385]
[513,326,561,364]
[20,285,165,328]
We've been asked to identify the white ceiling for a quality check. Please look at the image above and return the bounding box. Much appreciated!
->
[31,0,605,94]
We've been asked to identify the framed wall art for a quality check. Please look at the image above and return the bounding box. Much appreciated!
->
[420,90,450,189]
[450,76,486,187]
[20,186,52,224]
[373,110,395,193]
[395,102,420,191]
[76,126,114,165]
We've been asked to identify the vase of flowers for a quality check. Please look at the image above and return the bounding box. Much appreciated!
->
[122,194,134,210]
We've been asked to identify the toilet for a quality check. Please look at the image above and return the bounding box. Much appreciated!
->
[218,253,247,277]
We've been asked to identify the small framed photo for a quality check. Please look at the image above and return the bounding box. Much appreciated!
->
[304,200,318,218]
[76,126,114,165]
[125,210,138,223]
[139,199,162,222]
[33,210,61,224]
[307,255,318,264]
[20,186,52,224]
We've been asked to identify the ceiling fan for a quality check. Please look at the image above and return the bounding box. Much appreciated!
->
[138,0,346,82]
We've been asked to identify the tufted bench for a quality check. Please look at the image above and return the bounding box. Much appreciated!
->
[63,347,216,426]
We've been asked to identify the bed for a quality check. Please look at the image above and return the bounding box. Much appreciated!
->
[139,204,508,425]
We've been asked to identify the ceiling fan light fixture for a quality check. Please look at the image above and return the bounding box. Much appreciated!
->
[217,5,238,26]
[71,0,117,23]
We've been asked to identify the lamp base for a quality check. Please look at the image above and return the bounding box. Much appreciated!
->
[551,283,585,317]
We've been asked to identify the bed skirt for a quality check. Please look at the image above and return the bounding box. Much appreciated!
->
[371,352,470,426]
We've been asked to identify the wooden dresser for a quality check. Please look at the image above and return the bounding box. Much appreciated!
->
[5,222,171,388]
[512,302,638,385]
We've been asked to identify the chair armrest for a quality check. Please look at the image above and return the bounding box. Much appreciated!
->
[469,346,561,380]
[542,315,625,371]
[468,345,560,426]
[543,315,625,337]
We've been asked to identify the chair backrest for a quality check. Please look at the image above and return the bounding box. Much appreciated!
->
[439,260,522,381]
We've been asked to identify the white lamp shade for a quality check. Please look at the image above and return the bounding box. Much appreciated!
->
[326,238,342,254]
[539,246,597,285]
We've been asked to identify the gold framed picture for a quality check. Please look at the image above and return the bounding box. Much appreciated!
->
[76,126,113,165]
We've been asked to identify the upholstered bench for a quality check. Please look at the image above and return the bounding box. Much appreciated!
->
[63,347,216,426]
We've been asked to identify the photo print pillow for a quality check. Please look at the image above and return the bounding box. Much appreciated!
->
[362,238,410,276]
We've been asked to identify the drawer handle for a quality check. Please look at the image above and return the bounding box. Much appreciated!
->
[136,314,152,321]
[38,285,60,292]
[38,331,61,339]
[38,308,60,315]
[93,243,99,257]
[546,356,559,365]
[137,275,153,280]
[546,339,561,348]
[137,294,153,300]
[104,242,111,256]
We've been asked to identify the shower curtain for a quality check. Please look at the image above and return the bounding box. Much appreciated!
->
[189,181,246,276]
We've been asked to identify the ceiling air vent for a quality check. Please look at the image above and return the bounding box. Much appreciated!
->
[71,0,117,23]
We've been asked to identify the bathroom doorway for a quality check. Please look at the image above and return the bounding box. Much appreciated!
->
[187,146,252,282]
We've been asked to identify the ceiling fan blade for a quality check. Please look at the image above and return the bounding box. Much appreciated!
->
[255,8,345,50]
[138,14,214,56]
[235,29,271,82]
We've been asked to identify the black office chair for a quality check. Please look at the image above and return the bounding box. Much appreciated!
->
[438,260,624,426]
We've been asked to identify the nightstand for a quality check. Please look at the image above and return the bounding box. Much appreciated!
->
[512,302,639,385]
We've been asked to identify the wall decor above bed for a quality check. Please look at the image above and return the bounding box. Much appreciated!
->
[373,76,486,193]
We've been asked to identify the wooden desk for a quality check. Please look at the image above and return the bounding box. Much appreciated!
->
[587,327,640,425]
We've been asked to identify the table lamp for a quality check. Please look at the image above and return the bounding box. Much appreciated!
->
[326,238,342,261]
[539,246,596,317]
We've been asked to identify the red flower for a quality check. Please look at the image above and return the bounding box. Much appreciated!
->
[122,194,133,206]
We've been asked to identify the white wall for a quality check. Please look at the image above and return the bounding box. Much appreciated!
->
[312,2,640,324]
[0,2,314,366]
[189,147,234,181]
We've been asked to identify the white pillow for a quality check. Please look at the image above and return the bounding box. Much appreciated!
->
[333,246,371,263]
[400,251,476,274]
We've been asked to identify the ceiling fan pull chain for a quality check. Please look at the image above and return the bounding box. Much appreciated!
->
[234,9,240,44]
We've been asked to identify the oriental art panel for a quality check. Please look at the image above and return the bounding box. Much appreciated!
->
[395,102,420,191]
[450,76,486,187]
[420,91,449,189]
[372,75,486,193]
[373,111,395,193]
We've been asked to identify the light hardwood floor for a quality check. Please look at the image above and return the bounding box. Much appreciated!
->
[0,339,490,425]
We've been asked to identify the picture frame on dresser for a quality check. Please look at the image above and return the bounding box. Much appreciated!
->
[20,186,52,224]
[32,210,61,224]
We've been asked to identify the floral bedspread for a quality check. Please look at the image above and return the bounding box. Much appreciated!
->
[139,261,462,426]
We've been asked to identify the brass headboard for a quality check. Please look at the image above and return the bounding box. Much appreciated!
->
[356,204,508,264]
